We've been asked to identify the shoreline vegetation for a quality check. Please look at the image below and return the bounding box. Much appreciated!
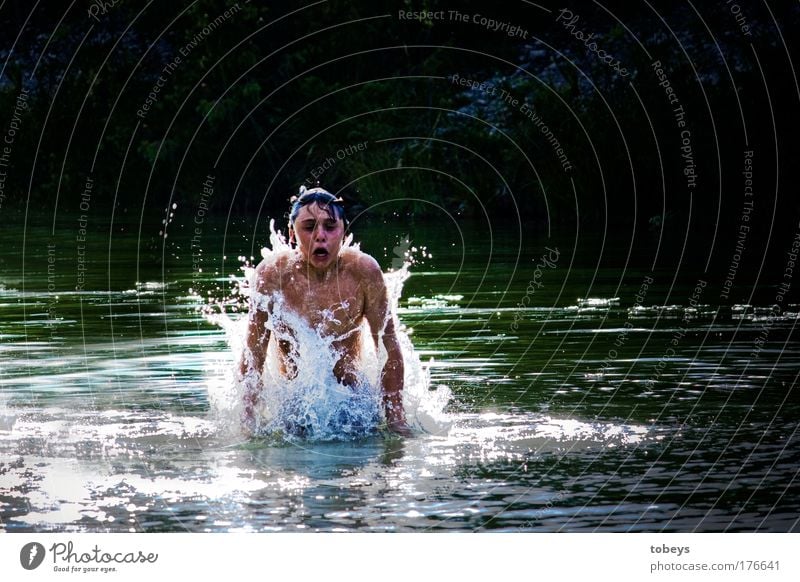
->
[0,1,797,239]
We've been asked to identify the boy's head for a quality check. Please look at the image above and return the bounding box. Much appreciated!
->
[288,186,347,269]
[289,186,347,227]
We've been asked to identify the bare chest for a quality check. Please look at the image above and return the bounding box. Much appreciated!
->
[277,271,365,336]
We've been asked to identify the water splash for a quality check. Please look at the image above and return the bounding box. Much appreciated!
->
[201,221,452,441]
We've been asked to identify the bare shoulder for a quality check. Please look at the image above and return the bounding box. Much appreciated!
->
[341,247,384,285]
[253,250,294,292]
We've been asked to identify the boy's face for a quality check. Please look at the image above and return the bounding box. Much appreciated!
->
[292,202,345,270]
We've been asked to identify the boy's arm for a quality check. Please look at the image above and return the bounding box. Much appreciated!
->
[380,316,411,435]
[238,264,272,423]
[362,257,411,436]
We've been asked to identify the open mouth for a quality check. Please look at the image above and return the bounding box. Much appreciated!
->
[312,248,329,258]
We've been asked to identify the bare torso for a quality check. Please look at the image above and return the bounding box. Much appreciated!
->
[256,247,371,385]
[240,226,408,434]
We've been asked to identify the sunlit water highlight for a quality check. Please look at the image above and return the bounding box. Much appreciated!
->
[1,220,797,532]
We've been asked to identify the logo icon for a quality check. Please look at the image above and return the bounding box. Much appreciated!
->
[20,542,46,570]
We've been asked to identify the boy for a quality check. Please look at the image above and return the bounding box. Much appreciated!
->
[238,187,410,436]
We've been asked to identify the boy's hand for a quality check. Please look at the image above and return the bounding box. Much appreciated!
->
[387,417,413,437]
[384,394,412,437]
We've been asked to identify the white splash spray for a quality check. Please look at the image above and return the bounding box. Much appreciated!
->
[202,220,452,441]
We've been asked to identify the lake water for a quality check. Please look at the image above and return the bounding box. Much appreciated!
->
[1,213,798,532]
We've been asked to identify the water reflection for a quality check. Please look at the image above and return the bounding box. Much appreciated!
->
[1,224,798,532]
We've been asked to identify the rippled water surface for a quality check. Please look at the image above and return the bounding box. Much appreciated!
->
[1,216,798,532]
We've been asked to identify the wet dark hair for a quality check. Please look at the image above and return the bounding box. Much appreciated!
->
[288,186,347,226]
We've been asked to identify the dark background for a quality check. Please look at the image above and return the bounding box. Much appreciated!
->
[1,0,798,282]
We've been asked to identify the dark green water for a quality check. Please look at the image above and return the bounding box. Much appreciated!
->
[1,213,798,532]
